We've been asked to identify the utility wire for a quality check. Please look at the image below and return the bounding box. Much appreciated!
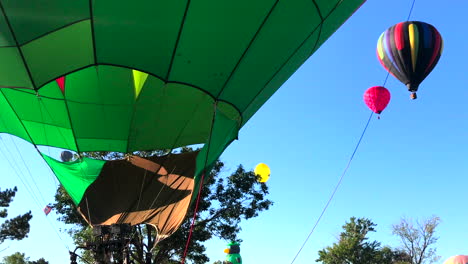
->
[290,112,373,264]
[8,135,47,205]
[406,0,416,21]
[0,135,70,250]
[0,136,42,209]
[289,0,417,262]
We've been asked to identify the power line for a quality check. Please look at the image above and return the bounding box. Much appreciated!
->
[290,112,373,264]
[289,0,417,262]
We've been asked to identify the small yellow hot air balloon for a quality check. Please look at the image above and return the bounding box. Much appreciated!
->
[254,163,270,183]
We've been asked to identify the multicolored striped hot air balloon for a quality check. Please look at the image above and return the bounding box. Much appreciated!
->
[377,21,443,99]
[444,255,468,264]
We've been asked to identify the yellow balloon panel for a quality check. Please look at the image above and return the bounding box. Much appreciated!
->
[254,163,270,183]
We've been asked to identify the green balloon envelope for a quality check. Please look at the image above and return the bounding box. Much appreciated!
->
[0,0,366,242]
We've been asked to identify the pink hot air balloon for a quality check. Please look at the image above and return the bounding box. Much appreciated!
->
[363,86,391,116]
[444,255,468,264]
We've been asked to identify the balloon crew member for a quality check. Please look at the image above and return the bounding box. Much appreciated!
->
[224,242,242,264]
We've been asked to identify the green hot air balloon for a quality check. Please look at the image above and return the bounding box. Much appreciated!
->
[224,242,242,264]
[0,0,365,242]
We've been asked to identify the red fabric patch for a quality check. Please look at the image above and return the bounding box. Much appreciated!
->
[394,22,405,50]
[364,86,391,114]
[56,76,65,94]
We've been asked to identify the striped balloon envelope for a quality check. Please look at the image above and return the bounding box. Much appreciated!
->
[444,255,468,264]
[376,21,443,99]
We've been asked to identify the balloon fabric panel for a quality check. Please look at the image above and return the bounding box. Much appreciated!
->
[44,151,199,241]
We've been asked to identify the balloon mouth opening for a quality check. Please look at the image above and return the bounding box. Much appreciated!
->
[60,150,74,162]
[406,83,418,92]
[376,111,382,114]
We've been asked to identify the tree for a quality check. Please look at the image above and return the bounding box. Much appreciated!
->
[392,216,441,264]
[53,150,273,264]
[0,187,32,244]
[2,252,49,264]
[317,217,410,264]
[380,247,412,264]
[2,252,27,264]
[29,259,49,264]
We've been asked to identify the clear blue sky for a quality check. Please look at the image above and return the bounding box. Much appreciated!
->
[1,0,467,263]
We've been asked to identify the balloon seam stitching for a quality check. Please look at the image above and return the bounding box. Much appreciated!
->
[89,0,98,64]
[165,0,192,80]
[215,0,280,99]
[0,88,39,151]
[26,63,244,124]
[240,0,345,121]
[5,18,90,47]
[0,2,37,89]
[309,0,324,55]
[49,92,81,152]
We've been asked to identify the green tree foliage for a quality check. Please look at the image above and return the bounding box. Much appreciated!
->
[392,216,441,264]
[53,150,273,264]
[317,217,411,264]
[380,246,412,264]
[28,259,49,264]
[2,252,27,264]
[0,187,32,244]
[2,252,49,264]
